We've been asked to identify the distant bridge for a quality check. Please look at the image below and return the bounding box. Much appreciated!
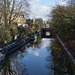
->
[41,28,55,38]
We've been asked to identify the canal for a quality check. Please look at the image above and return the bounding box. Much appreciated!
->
[0,38,74,75]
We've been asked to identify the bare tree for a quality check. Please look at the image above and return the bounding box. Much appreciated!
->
[0,0,30,26]
[68,0,75,6]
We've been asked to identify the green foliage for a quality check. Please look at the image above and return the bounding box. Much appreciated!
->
[10,27,18,40]
[49,2,75,51]
[11,21,18,26]
[51,5,75,40]
[31,23,41,32]
[10,27,18,36]
[18,26,26,37]
[0,26,12,43]
[25,27,34,35]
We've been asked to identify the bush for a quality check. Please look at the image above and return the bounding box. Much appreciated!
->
[0,26,12,43]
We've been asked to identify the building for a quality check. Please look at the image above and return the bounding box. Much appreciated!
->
[26,19,33,27]
[16,17,26,27]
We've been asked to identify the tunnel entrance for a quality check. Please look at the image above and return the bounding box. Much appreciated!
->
[41,28,55,38]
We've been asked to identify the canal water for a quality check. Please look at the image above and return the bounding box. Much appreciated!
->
[0,38,74,75]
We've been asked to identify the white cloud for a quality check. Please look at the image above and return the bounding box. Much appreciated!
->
[28,50,39,56]
[29,0,40,4]
[29,1,51,20]
[29,0,67,20]
[32,5,50,16]
[35,0,40,2]
[59,0,68,6]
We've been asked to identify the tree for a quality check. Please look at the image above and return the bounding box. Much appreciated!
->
[18,25,26,37]
[68,0,75,6]
[0,26,12,44]
[31,23,41,32]
[48,0,75,52]
[25,27,34,35]
[35,18,43,28]
[10,27,18,40]
[50,5,75,39]
[0,0,30,45]
[0,0,30,26]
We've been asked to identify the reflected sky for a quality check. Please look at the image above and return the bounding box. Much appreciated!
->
[0,38,54,75]
[19,38,54,75]
[0,38,74,75]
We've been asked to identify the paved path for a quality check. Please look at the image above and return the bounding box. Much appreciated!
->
[56,34,75,65]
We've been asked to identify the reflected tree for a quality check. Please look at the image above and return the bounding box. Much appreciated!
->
[28,37,42,48]
[11,51,29,75]
[0,48,29,75]
[46,40,54,75]
[11,61,29,75]
[46,39,74,75]
[0,60,17,75]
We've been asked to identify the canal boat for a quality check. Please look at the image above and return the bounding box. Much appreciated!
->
[0,36,32,60]
[30,35,37,41]
[25,36,30,43]
[1,37,30,58]
[0,48,5,62]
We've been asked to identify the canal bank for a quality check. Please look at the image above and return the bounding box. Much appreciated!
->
[0,37,74,75]
[56,35,75,74]
[51,38,75,75]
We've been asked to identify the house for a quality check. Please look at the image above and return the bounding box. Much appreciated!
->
[16,17,26,27]
[26,19,33,27]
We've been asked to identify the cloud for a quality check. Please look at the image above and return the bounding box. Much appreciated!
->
[29,0,67,20]
[35,0,40,2]
[40,38,51,48]
[29,0,40,4]
[58,0,68,6]
[29,1,51,20]
[28,50,39,56]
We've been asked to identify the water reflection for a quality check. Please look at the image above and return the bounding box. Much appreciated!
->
[11,59,29,75]
[0,38,73,75]
[28,48,39,56]
[50,39,74,75]
[22,38,54,75]
[0,38,54,75]
[0,60,17,75]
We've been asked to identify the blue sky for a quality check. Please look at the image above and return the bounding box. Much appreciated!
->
[39,0,60,6]
[29,0,67,20]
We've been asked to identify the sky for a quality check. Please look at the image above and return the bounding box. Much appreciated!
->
[29,0,68,21]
